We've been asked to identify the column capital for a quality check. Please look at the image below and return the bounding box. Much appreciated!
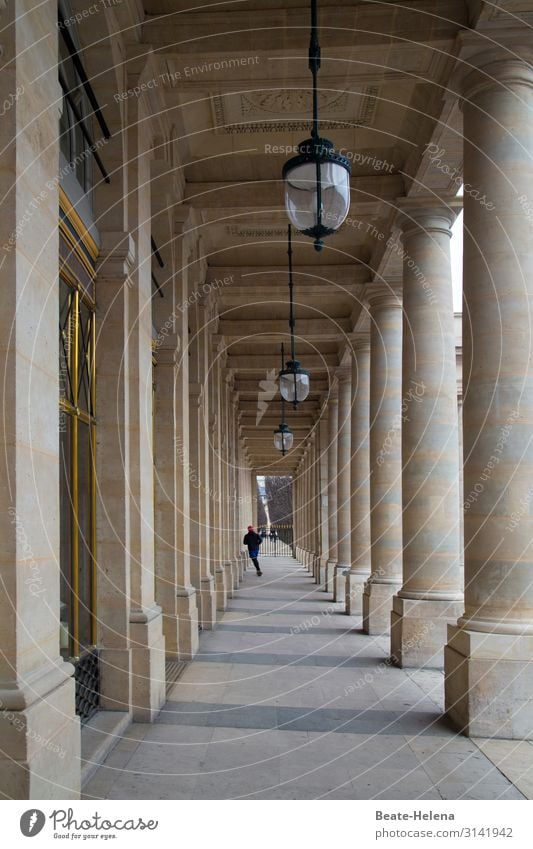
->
[395,197,461,240]
[189,382,202,398]
[348,332,371,353]
[336,366,352,384]
[154,344,179,366]
[450,34,533,104]
[364,282,402,312]
[97,231,136,278]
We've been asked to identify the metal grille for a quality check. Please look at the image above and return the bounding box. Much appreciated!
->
[75,651,100,723]
[256,525,294,557]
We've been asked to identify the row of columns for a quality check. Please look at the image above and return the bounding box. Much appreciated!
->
[0,0,252,795]
[298,41,533,738]
[319,218,461,660]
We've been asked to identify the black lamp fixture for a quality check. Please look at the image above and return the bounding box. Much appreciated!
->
[274,344,294,455]
[282,0,351,251]
[279,226,311,408]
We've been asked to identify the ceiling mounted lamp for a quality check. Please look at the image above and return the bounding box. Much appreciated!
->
[274,344,294,455]
[282,0,351,251]
[279,226,310,409]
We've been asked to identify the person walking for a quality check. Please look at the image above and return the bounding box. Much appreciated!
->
[243,524,263,576]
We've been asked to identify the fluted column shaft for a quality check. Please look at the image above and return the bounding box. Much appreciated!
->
[391,203,463,667]
[445,47,533,738]
[317,411,330,583]
[325,397,339,591]
[363,290,403,634]
[334,370,353,602]
[311,435,320,580]
[346,340,372,614]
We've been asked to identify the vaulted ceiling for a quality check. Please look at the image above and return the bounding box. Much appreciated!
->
[139,2,480,470]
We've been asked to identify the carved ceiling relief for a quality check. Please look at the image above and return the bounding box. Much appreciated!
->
[239,90,349,116]
[211,86,380,134]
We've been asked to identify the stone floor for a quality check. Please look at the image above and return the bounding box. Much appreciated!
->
[83,557,532,800]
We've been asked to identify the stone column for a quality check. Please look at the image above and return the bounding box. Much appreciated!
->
[122,68,168,720]
[317,409,330,585]
[231,398,242,582]
[309,438,317,573]
[235,435,246,578]
[310,434,320,581]
[96,244,135,716]
[299,454,305,563]
[300,466,306,562]
[189,383,217,628]
[334,369,353,602]
[210,347,228,608]
[444,46,533,738]
[222,374,237,594]
[153,343,185,654]
[303,448,311,569]
[168,233,200,659]
[363,287,403,634]
[390,202,463,667]
[325,396,339,592]
[0,0,80,798]
[346,339,372,614]
[251,470,258,529]
[293,472,301,559]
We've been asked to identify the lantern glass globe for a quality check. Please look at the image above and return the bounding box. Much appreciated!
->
[284,159,350,234]
[274,428,294,452]
[279,366,310,405]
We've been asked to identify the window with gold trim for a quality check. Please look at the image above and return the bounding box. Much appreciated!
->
[59,276,97,661]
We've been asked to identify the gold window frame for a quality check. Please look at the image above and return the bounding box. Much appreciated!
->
[59,192,97,659]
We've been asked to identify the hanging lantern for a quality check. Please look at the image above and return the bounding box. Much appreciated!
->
[283,139,350,250]
[279,362,310,407]
[274,343,295,454]
[282,0,351,251]
[279,226,311,408]
[274,422,294,454]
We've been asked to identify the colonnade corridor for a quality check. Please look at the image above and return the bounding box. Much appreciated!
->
[83,556,526,801]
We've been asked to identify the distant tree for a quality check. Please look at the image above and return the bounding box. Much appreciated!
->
[265,476,293,524]
[256,495,268,527]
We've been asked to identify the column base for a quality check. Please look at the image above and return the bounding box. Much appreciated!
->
[233,556,242,586]
[130,603,166,720]
[0,668,80,799]
[176,586,199,661]
[225,560,237,597]
[325,559,336,593]
[215,564,228,611]
[99,648,132,712]
[362,581,400,635]
[345,572,369,615]
[199,575,217,630]
[445,625,533,739]
[333,564,349,604]
[391,595,463,668]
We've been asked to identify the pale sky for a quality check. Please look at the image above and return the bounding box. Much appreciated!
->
[451,208,463,313]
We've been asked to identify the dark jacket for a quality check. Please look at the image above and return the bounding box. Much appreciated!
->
[243,531,262,550]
